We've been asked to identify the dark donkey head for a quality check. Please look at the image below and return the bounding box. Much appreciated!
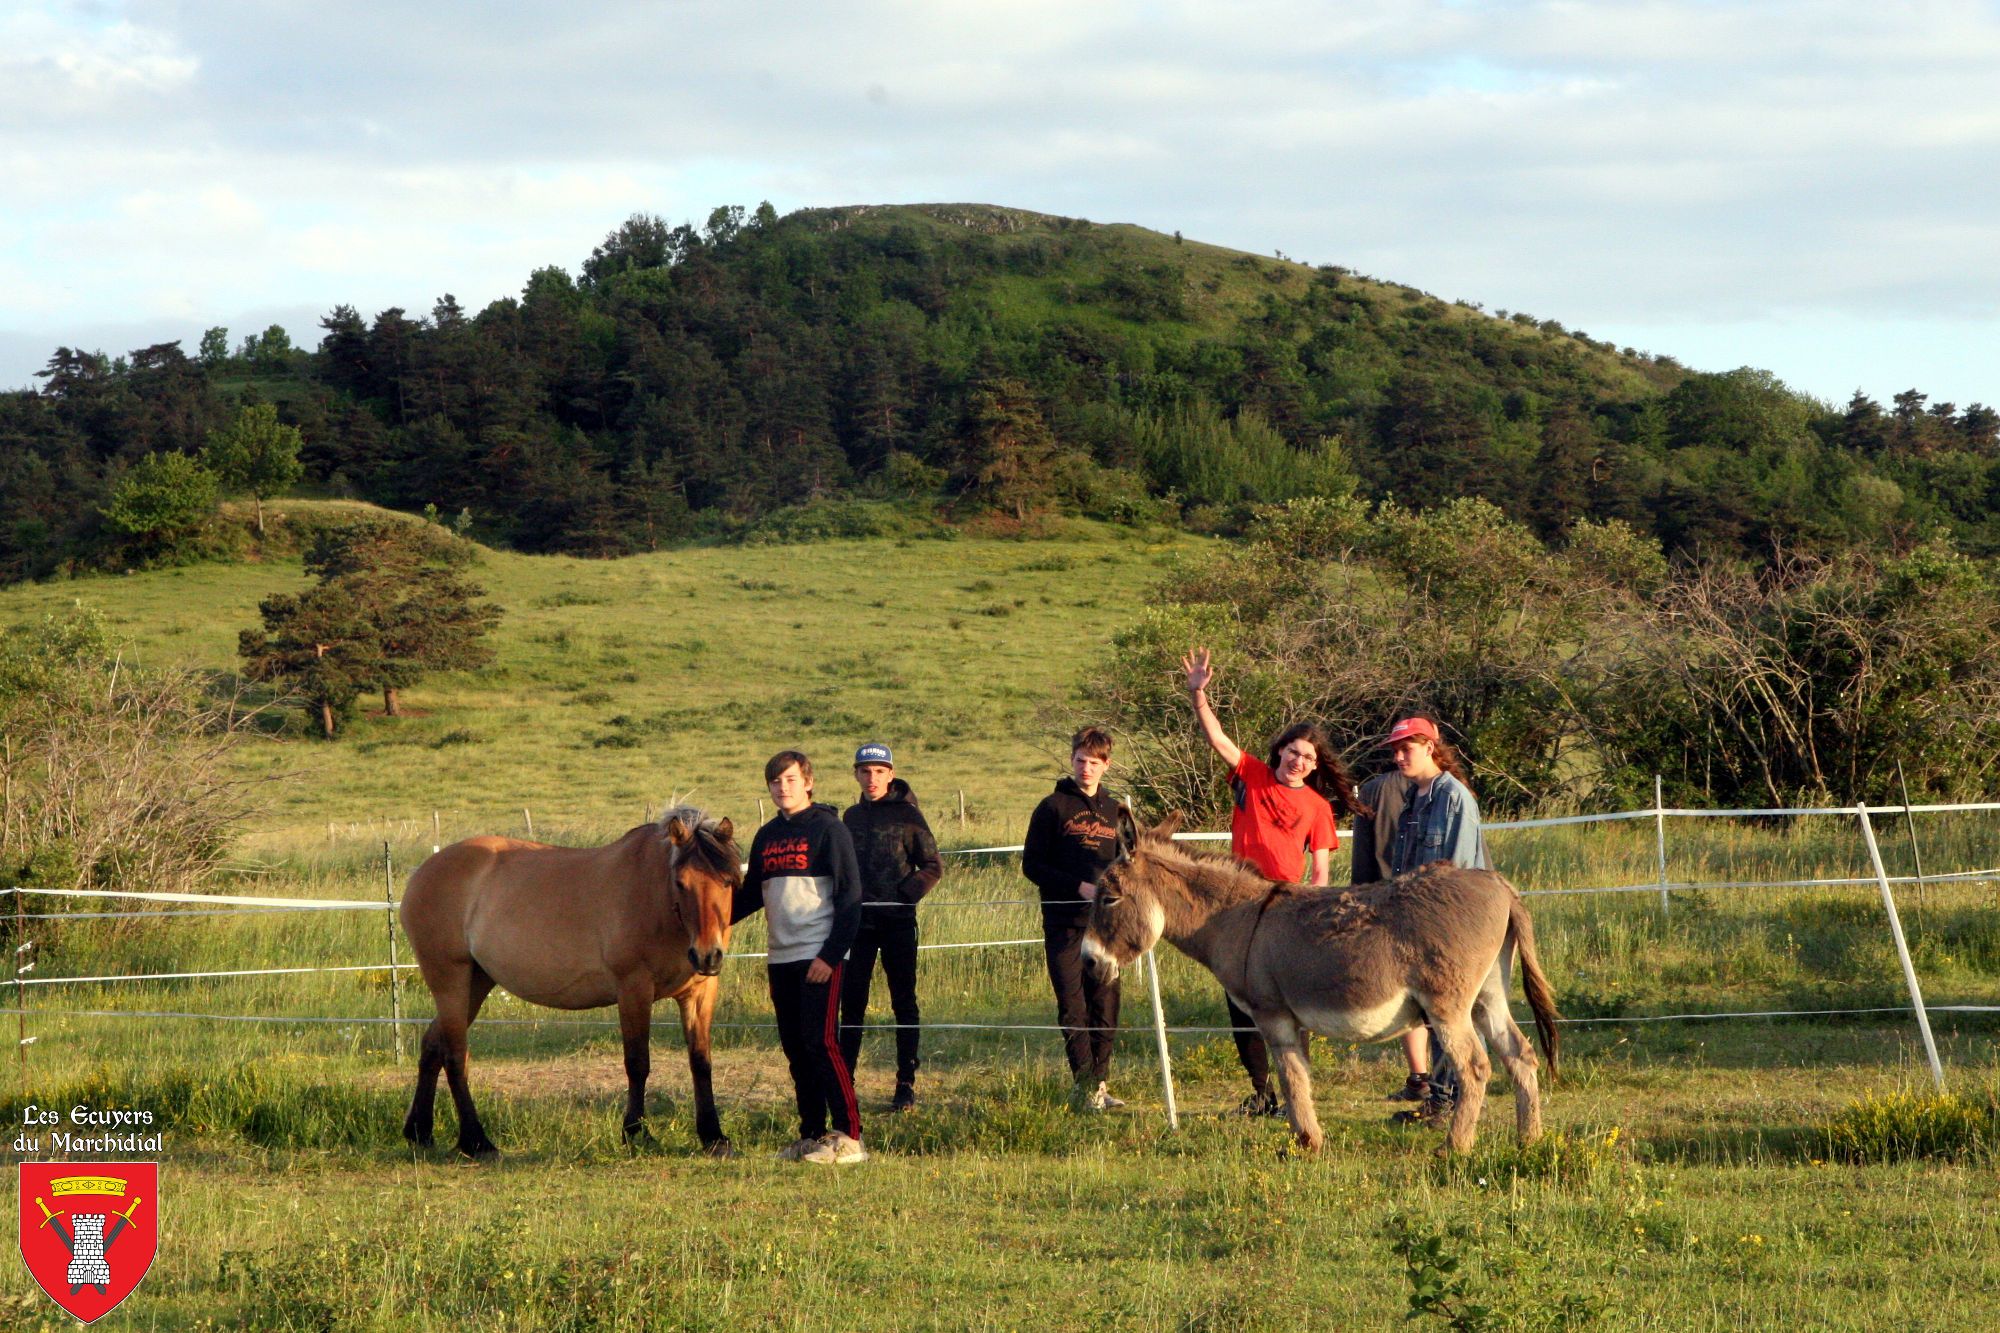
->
[663,808,741,976]
[1081,806,1185,982]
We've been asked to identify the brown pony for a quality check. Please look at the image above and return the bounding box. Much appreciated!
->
[1083,810,1559,1154]
[398,806,742,1158]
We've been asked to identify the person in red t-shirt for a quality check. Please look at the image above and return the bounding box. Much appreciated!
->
[1182,647,1370,1117]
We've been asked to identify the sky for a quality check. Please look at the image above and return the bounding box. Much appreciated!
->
[4,0,1999,409]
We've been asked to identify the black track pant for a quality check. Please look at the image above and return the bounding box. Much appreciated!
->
[1225,995,1273,1094]
[839,917,921,1084]
[1042,909,1121,1084]
[768,959,861,1141]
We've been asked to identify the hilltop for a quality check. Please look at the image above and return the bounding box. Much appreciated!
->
[4,201,1995,583]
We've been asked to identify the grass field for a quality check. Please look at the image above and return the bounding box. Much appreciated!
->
[5,520,2000,1330]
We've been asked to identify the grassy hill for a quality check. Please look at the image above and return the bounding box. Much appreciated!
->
[0,503,1204,850]
[798,201,1667,398]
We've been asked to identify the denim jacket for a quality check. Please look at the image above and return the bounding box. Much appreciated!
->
[1390,771,1489,875]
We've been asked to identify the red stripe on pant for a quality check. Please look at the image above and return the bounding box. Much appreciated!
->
[821,962,861,1140]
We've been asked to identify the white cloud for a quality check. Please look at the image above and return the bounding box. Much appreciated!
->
[2,0,1998,402]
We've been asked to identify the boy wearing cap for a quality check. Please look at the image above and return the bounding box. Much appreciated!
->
[839,742,944,1112]
[1349,715,1489,1124]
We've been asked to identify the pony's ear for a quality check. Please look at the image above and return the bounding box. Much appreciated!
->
[712,817,734,845]
[664,815,693,846]
[1150,811,1185,841]
[1115,803,1139,859]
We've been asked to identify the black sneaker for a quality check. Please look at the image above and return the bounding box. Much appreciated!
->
[1388,1097,1455,1129]
[891,1082,916,1113]
[1385,1073,1431,1103]
[1228,1088,1283,1119]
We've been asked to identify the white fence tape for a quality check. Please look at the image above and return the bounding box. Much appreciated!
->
[8,796,1996,1079]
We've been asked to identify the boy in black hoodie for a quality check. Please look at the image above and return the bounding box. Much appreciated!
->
[734,750,867,1164]
[839,742,944,1111]
[1022,726,1125,1112]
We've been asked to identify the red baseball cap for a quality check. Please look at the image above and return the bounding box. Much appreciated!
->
[1383,717,1440,747]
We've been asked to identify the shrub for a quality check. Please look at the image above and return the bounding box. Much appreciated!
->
[1821,1089,1999,1164]
[1,604,273,896]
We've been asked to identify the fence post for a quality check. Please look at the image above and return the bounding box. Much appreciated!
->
[1856,802,1945,1091]
[382,842,405,1065]
[958,789,967,834]
[1654,774,1671,920]
[1143,948,1179,1130]
[432,809,441,855]
[523,807,534,840]
[1895,762,1928,927]
[13,890,33,1088]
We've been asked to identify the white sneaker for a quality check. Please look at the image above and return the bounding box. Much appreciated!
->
[802,1131,868,1165]
[775,1136,819,1161]
[1094,1082,1125,1110]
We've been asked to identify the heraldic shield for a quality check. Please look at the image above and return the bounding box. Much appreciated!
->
[18,1162,158,1322]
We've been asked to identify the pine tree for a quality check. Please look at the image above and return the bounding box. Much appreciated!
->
[299,519,501,715]
[956,376,1057,521]
[239,581,378,739]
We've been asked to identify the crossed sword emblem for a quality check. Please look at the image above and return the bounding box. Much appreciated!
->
[34,1194,146,1296]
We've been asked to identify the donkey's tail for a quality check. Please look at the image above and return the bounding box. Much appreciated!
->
[1508,894,1561,1083]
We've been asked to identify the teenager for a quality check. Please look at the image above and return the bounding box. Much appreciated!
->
[839,741,944,1112]
[1182,648,1369,1116]
[1022,726,1125,1112]
[1349,715,1489,1126]
[734,750,867,1164]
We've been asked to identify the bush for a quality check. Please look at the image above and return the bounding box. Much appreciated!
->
[99,451,219,566]
[0,604,273,896]
[734,498,946,545]
[1822,1089,1999,1164]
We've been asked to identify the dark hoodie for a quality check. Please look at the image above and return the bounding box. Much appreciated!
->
[733,802,863,967]
[842,778,944,927]
[1022,776,1123,919]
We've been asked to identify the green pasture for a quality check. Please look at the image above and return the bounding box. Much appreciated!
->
[6,521,2000,1329]
[0,507,1204,848]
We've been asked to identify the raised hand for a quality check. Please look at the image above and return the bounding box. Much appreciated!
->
[1181,646,1214,695]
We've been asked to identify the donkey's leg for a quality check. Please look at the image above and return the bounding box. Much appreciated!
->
[677,975,732,1157]
[1431,1009,1493,1155]
[1261,1014,1324,1152]
[617,973,658,1144]
[1472,963,1543,1146]
[443,966,499,1159]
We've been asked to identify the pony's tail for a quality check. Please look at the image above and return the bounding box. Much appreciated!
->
[1508,894,1561,1083]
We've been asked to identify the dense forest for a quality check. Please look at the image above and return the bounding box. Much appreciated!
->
[4,202,1997,582]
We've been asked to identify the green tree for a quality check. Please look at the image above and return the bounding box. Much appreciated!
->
[955,377,1057,521]
[99,451,218,563]
[203,402,304,534]
[239,581,379,739]
[198,326,230,369]
[300,519,501,716]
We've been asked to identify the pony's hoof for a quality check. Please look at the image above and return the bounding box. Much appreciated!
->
[703,1138,735,1160]
[458,1140,500,1162]
[622,1122,658,1149]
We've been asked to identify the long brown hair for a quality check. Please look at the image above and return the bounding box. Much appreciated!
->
[1267,722,1372,819]
[1402,717,1471,785]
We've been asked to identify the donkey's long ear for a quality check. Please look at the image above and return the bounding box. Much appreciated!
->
[1150,811,1185,841]
[664,815,693,846]
[1115,803,1139,859]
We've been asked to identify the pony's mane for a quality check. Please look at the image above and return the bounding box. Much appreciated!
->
[656,803,740,877]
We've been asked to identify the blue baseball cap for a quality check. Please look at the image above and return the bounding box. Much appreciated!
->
[853,742,894,767]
